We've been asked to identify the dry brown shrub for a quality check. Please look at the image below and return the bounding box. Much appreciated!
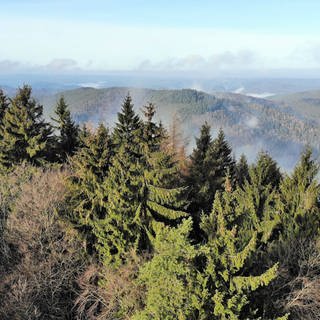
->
[0,165,86,320]
[269,237,320,320]
[75,250,146,320]
[281,239,320,319]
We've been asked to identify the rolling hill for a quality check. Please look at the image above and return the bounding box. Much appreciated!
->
[272,89,320,122]
[38,87,320,170]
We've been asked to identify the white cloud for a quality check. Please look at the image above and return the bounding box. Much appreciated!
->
[1,16,320,73]
[0,58,81,73]
[45,58,79,71]
[138,51,259,72]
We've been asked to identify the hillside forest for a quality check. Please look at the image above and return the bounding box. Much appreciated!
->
[1,85,320,320]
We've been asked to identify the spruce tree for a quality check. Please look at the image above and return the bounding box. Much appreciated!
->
[207,128,236,193]
[236,154,249,187]
[112,94,142,150]
[187,122,213,216]
[253,151,282,189]
[132,218,200,320]
[235,153,282,246]
[187,127,235,219]
[200,191,278,319]
[68,123,112,253]
[279,148,320,239]
[95,99,187,266]
[0,85,52,168]
[51,96,79,161]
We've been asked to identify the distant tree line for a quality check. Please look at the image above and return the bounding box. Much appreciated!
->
[0,85,320,319]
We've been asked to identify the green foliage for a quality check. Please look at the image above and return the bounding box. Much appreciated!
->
[1,85,319,319]
[95,99,187,266]
[133,218,199,320]
[0,89,9,124]
[201,191,278,319]
[38,87,320,160]
[187,122,213,216]
[253,151,282,188]
[51,95,79,161]
[187,126,235,221]
[278,148,320,239]
[0,85,53,169]
[68,123,112,253]
[235,152,282,246]
[235,154,249,187]
[208,128,236,190]
[113,94,142,149]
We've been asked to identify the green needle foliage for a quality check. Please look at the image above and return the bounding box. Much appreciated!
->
[187,122,213,217]
[133,218,199,320]
[52,96,79,161]
[1,84,318,319]
[235,152,282,246]
[68,123,112,253]
[235,154,249,187]
[187,127,236,218]
[279,148,320,239]
[0,85,53,169]
[201,191,278,319]
[95,97,187,267]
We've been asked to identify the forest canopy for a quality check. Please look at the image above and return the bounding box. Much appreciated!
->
[0,85,319,320]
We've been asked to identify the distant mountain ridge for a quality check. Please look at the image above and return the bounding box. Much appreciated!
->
[271,89,320,122]
[38,87,320,169]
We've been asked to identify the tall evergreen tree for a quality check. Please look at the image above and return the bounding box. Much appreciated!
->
[207,128,236,192]
[200,191,279,319]
[68,123,112,253]
[51,96,79,161]
[187,126,235,221]
[253,151,282,189]
[187,122,213,216]
[95,99,187,266]
[235,153,282,246]
[235,154,249,187]
[278,148,320,239]
[133,218,200,320]
[112,94,142,150]
[0,85,52,168]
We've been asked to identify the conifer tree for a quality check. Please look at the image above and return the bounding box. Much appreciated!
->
[78,123,91,148]
[112,94,142,150]
[253,151,282,189]
[236,154,249,187]
[200,191,278,319]
[52,96,79,161]
[207,128,236,192]
[279,148,320,239]
[0,89,9,124]
[235,153,282,246]
[0,85,52,168]
[187,122,213,216]
[187,127,235,218]
[132,218,200,320]
[68,123,112,253]
[95,98,187,266]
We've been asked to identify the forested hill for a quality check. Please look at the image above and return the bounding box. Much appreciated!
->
[271,89,320,122]
[38,87,320,169]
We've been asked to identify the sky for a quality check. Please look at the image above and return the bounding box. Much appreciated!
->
[1,0,320,76]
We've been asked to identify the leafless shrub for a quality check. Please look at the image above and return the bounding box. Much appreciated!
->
[270,238,320,320]
[75,251,146,320]
[0,165,87,320]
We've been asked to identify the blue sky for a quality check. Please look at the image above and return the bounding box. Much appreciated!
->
[1,0,320,75]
